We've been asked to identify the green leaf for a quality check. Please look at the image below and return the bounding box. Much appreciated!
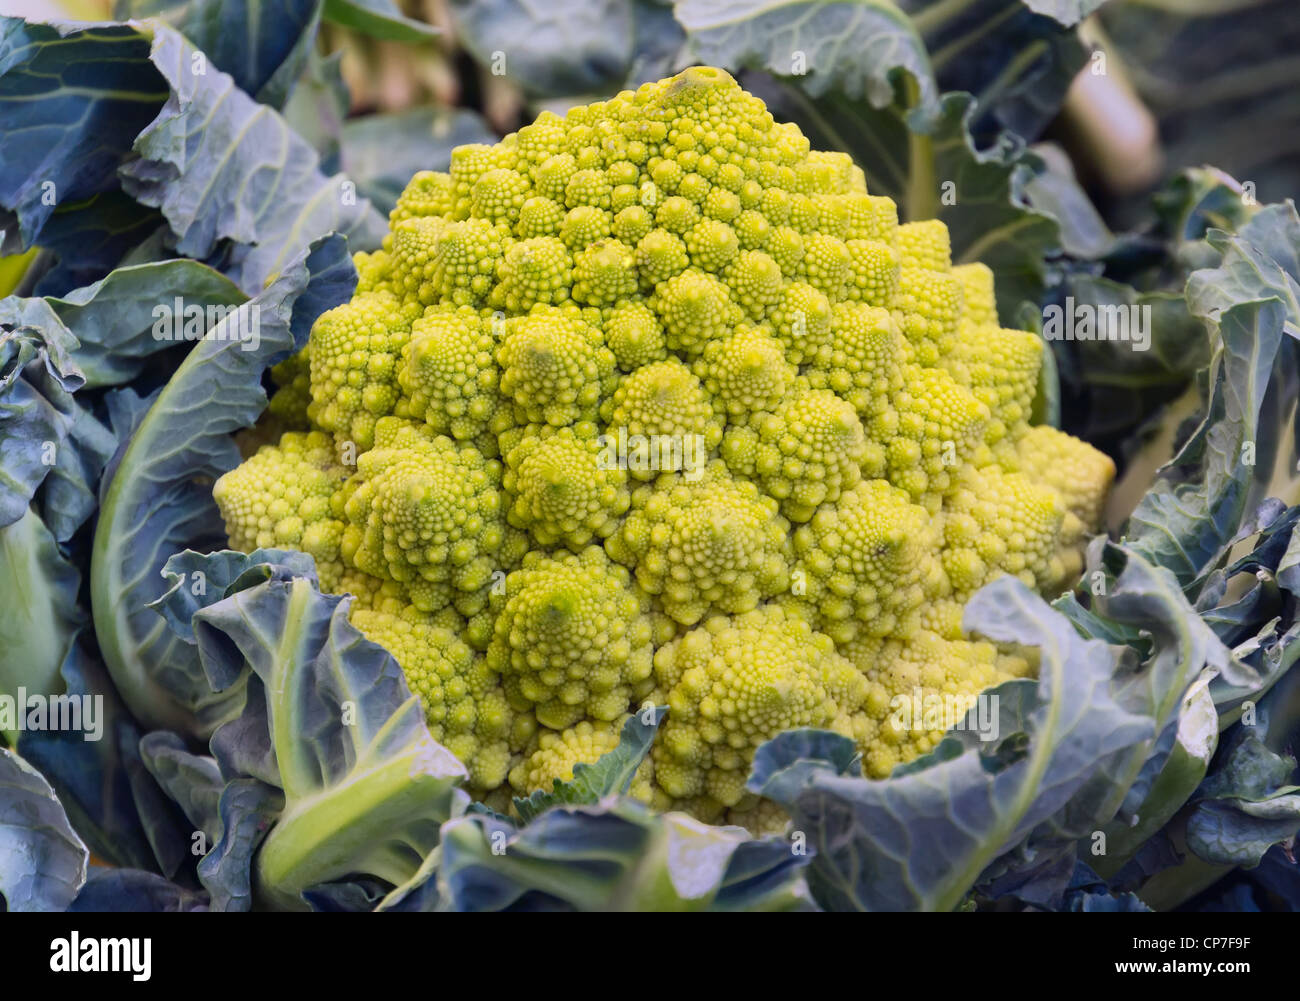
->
[1020,541,1251,875]
[198,777,282,911]
[899,0,1089,142]
[1098,0,1300,208]
[70,867,209,911]
[89,235,355,738]
[1056,277,1206,442]
[138,731,224,845]
[1091,670,1218,879]
[0,19,384,291]
[513,706,666,824]
[676,0,937,106]
[627,0,688,86]
[1125,298,1289,587]
[0,747,87,911]
[0,298,83,527]
[323,0,438,41]
[1185,729,1300,868]
[29,192,166,297]
[449,0,635,96]
[113,0,326,108]
[0,509,82,747]
[437,799,814,911]
[1019,0,1104,25]
[151,547,320,646]
[18,636,192,874]
[281,49,349,169]
[193,575,468,910]
[45,260,246,388]
[119,26,385,295]
[1024,145,1115,259]
[0,19,166,254]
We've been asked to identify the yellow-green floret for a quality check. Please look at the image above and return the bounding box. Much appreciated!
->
[213,430,348,591]
[509,717,655,802]
[790,478,943,644]
[496,307,617,426]
[600,358,723,479]
[606,464,792,626]
[339,418,515,615]
[650,605,868,810]
[308,290,423,450]
[843,629,1031,778]
[487,547,656,729]
[721,388,867,522]
[502,425,631,548]
[397,308,505,449]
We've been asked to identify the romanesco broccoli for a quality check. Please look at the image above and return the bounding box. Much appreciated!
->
[214,66,1116,823]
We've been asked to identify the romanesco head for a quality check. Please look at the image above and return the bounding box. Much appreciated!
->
[695,323,794,419]
[215,66,1120,816]
[941,463,1070,599]
[721,388,866,522]
[492,236,573,312]
[307,290,423,451]
[600,358,723,478]
[509,716,655,803]
[496,307,617,426]
[1009,425,1116,530]
[397,308,505,449]
[844,630,1020,778]
[790,478,944,644]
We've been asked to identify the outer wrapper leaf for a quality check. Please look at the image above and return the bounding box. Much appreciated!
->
[0,19,165,255]
[436,799,814,912]
[89,235,355,738]
[18,635,194,875]
[70,866,209,912]
[677,0,936,106]
[46,259,246,388]
[113,0,324,109]
[1125,204,1300,587]
[0,747,88,911]
[177,555,468,911]
[323,0,437,41]
[119,26,385,295]
[0,18,383,293]
[0,509,83,747]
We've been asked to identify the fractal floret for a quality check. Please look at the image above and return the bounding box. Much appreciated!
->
[213,66,1115,823]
